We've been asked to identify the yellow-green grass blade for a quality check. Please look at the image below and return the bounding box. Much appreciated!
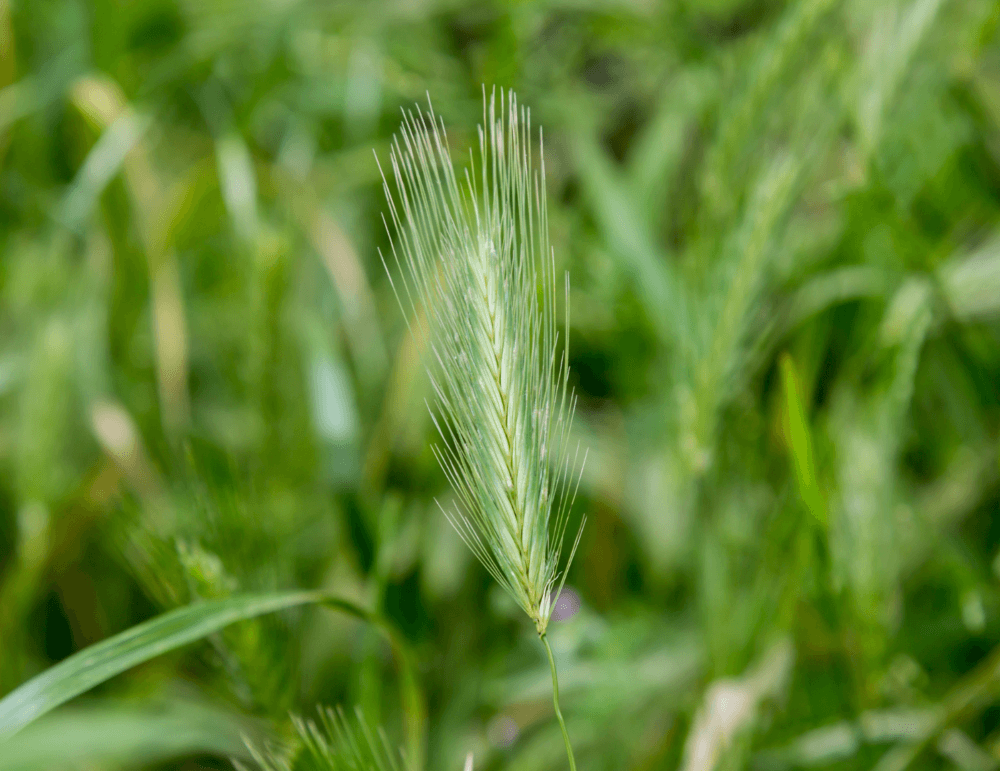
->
[0,591,410,743]
[779,353,826,528]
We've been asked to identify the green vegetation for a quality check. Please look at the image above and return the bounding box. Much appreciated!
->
[1,0,1000,769]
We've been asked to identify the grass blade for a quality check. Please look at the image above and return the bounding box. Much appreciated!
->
[0,591,378,741]
[0,697,260,771]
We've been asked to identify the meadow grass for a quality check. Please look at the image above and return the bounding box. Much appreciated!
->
[0,1,999,770]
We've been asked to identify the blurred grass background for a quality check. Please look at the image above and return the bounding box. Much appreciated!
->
[2,0,1000,768]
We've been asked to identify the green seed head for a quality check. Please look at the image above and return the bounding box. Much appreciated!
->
[379,88,585,635]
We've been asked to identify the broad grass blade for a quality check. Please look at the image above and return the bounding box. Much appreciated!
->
[0,697,259,771]
[0,591,355,741]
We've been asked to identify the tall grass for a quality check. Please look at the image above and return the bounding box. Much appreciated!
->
[379,89,584,769]
[1,1,1000,770]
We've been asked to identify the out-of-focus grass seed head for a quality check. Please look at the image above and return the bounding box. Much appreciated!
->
[378,89,585,636]
[239,705,405,771]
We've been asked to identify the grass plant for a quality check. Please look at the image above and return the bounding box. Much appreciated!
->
[378,89,584,769]
[240,706,404,771]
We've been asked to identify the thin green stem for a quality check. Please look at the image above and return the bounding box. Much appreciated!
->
[540,633,577,771]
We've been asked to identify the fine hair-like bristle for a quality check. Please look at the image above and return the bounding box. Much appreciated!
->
[378,88,585,635]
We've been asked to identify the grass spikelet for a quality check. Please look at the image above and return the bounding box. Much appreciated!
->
[378,88,585,638]
[238,705,403,771]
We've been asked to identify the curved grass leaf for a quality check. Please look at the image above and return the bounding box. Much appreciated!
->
[0,697,260,771]
[779,353,826,528]
[0,591,423,750]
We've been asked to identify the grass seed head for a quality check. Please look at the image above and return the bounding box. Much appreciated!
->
[379,88,585,636]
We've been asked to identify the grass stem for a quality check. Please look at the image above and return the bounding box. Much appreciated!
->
[540,633,577,771]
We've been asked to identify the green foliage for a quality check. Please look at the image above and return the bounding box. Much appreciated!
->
[1,0,1000,770]
[240,706,406,771]
[0,591,361,739]
[0,697,260,771]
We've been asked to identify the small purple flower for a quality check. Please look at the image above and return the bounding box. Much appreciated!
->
[487,714,519,748]
[550,586,581,621]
